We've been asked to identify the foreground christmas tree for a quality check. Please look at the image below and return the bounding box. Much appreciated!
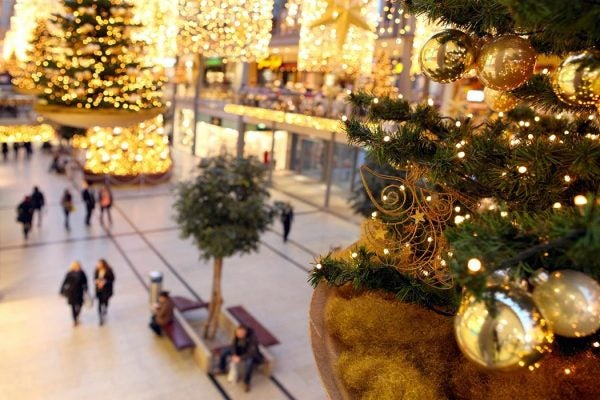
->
[310,1,600,398]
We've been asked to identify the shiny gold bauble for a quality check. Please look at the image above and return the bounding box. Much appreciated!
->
[552,50,600,106]
[419,29,477,83]
[455,285,552,370]
[533,270,600,338]
[484,87,519,112]
[476,35,536,91]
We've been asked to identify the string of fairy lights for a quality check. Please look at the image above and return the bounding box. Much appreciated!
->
[177,0,274,62]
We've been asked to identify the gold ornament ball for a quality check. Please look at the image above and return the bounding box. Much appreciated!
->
[477,35,536,91]
[552,50,600,106]
[455,285,551,369]
[419,29,477,83]
[533,270,600,338]
[484,87,519,112]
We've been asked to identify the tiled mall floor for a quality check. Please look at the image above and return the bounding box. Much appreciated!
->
[0,147,361,400]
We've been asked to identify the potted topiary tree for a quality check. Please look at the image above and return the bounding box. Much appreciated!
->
[174,155,273,339]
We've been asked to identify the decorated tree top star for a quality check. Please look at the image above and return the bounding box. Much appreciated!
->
[308,0,371,49]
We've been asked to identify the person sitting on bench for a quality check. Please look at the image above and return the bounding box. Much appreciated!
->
[149,291,174,336]
[49,154,66,174]
[216,325,264,392]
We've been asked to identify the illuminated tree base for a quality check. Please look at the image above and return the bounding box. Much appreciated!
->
[35,104,165,129]
[73,116,172,184]
[82,167,173,185]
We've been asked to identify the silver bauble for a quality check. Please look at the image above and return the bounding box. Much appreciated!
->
[455,285,551,369]
[533,270,600,337]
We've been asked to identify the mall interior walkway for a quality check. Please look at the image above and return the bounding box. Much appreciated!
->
[0,146,361,400]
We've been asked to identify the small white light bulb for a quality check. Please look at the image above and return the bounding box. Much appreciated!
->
[574,195,588,206]
[467,258,482,272]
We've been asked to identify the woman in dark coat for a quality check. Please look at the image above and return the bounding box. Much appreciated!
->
[94,259,115,325]
[60,261,88,326]
[17,196,34,240]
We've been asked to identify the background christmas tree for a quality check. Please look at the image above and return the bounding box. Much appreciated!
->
[310,1,600,398]
[360,50,398,98]
[38,0,163,112]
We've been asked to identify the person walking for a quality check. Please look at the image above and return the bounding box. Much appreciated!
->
[281,204,294,242]
[1,142,8,161]
[61,189,74,230]
[98,184,113,225]
[31,186,45,227]
[81,184,96,227]
[16,196,34,240]
[12,142,19,159]
[60,261,88,326]
[94,259,115,326]
[23,142,33,159]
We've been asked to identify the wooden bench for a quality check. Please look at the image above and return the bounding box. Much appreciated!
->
[164,319,194,350]
[162,295,207,351]
[226,305,280,347]
[172,295,209,312]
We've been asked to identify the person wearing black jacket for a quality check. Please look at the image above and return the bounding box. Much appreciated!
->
[81,184,96,227]
[1,142,8,161]
[281,205,294,242]
[16,196,34,240]
[31,186,45,227]
[60,261,88,326]
[94,259,115,325]
[217,325,263,392]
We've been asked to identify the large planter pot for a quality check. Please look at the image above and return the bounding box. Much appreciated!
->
[309,283,600,400]
[309,283,350,400]
[34,104,165,128]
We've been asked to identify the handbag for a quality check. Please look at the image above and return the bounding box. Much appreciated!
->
[60,282,70,296]
[84,291,94,309]
[227,360,239,383]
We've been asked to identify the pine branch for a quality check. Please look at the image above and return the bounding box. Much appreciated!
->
[445,198,600,299]
[497,229,587,269]
[404,0,515,36]
[404,0,600,53]
[345,93,600,212]
[309,248,460,314]
[499,0,600,53]
[510,75,598,115]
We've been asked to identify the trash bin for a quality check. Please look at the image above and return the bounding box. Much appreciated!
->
[149,271,163,305]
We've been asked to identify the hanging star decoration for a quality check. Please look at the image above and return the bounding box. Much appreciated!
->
[308,0,372,49]
[361,165,469,289]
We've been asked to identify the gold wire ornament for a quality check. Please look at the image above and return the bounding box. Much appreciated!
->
[361,165,465,289]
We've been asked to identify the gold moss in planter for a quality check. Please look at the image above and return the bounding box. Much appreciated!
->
[310,283,600,400]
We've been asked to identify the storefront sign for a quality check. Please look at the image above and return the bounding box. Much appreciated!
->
[258,55,283,70]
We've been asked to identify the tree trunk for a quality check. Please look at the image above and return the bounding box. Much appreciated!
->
[204,257,223,339]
